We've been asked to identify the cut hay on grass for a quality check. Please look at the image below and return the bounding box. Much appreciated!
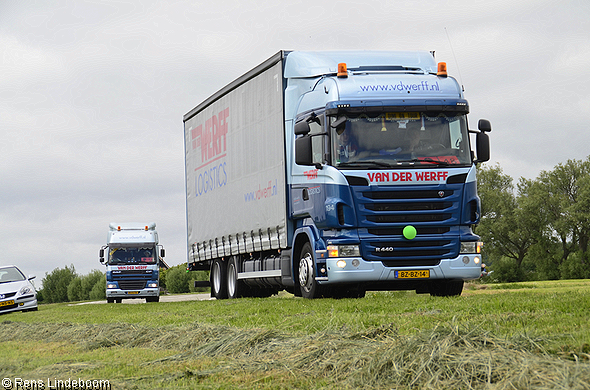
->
[2,319,589,389]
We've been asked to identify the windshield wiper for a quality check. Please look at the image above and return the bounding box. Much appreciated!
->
[396,159,450,166]
[338,161,394,168]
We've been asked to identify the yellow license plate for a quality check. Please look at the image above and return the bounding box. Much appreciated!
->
[395,270,430,279]
[0,300,15,307]
[127,291,140,295]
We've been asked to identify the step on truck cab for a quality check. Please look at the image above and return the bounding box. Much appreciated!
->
[184,51,491,299]
[99,223,165,303]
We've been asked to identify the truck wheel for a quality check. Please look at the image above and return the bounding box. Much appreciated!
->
[429,280,464,297]
[297,242,323,299]
[146,296,159,303]
[211,258,228,299]
[227,256,251,299]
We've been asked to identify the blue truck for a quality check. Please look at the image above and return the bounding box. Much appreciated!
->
[184,51,491,299]
[99,223,165,302]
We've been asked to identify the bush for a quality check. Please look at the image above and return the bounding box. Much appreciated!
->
[81,270,105,300]
[560,252,590,279]
[166,265,191,293]
[89,274,106,300]
[488,257,525,283]
[41,265,77,303]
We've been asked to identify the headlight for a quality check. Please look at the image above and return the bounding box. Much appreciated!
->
[19,286,33,295]
[107,283,117,289]
[147,282,158,288]
[327,245,360,257]
[460,241,483,254]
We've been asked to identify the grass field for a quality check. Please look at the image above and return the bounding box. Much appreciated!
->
[1,280,590,389]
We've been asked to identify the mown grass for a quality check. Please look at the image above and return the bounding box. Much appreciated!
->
[1,280,590,389]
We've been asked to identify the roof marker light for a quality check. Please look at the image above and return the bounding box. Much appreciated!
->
[437,62,448,77]
[117,226,121,231]
[145,226,149,231]
[337,63,348,78]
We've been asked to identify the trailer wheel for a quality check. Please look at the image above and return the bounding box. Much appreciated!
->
[211,258,228,299]
[429,280,464,297]
[297,242,323,299]
[227,256,251,299]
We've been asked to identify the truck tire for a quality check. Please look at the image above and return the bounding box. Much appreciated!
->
[146,296,159,303]
[297,242,324,299]
[429,280,464,297]
[211,258,228,299]
[227,256,251,299]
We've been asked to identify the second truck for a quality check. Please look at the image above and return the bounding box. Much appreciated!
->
[100,223,166,303]
[184,50,491,299]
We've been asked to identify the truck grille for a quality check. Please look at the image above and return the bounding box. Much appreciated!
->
[118,280,146,290]
[353,184,462,265]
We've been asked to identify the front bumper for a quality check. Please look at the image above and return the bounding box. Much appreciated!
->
[319,253,482,284]
[0,294,38,314]
[106,288,159,299]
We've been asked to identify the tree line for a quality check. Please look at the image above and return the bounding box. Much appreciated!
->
[477,156,590,282]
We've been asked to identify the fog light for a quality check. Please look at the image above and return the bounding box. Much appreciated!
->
[474,256,481,264]
[351,259,360,267]
[336,260,347,268]
[462,256,470,264]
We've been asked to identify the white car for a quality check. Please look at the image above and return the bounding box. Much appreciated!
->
[0,265,38,314]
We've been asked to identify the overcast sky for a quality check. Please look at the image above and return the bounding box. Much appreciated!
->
[1,0,589,282]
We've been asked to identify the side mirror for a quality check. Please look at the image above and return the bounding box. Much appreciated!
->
[295,135,314,166]
[99,248,105,264]
[478,119,491,133]
[294,121,311,136]
[160,248,166,258]
[476,131,490,163]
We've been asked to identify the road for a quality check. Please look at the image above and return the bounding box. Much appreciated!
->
[71,293,213,305]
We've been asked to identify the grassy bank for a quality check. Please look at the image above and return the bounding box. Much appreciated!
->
[1,280,590,389]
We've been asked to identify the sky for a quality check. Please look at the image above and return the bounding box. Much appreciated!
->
[1,0,589,282]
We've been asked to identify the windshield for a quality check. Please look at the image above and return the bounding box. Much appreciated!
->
[330,112,471,168]
[108,247,156,265]
[0,267,26,283]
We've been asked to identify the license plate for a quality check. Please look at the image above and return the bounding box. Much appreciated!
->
[395,270,430,279]
[127,291,140,295]
[0,300,15,307]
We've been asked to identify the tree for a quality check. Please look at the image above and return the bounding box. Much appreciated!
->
[41,265,77,303]
[532,158,590,268]
[477,164,539,274]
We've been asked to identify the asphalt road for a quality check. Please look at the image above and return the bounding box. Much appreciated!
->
[72,293,213,305]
